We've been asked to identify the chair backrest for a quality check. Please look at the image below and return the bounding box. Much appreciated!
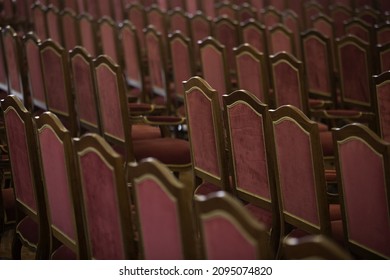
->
[282,234,352,260]
[92,55,133,163]
[373,70,390,142]
[282,9,301,58]
[183,76,230,192]
[270,105,331,237]
[129,158,197,259]
[146,4,167,39]
[344,17,375,45]
[377,43,390,74]
[74,133,136,259]
[23,32,46,111]
[118,20,145,97]
[303,0,324,28]
[216,1,238,20]
[40,39,78,136]
[233,43,270,104]
[268,23,295,56]
[35,112,86,259]
[188,11,212,65]
[260,6,282,28]
[60,8,79,51]
[32,2,48,40]
[194,191,271,260]
[45,4,63,45]
[336,35,374,111]
[98,16,120,64]
[167,7,190,36]
[213,16,240,77]
[77,13,98,57]
[301,29,336,104]
[69,46,101,135]
[355,5,381,25]
[333,123,390,259]
[329,4,353,38]
[237,3,257,22]
[1,26,28,108]
[269,52,309,114]
[375,21,390,45]
[168,31,195,104]
[125,3,147,55]
[198,0,217,18]
[199,36,231,105]
[240,18,269,55]
[1,95,49,258]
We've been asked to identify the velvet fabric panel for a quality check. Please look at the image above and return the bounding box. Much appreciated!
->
[32,7,47,39]
[170,15,188,36]
[96,64,125,142]
[135,178,183,259]
[242,27,265,53]
[100,23,118,64]
[46,10,62,44]
[5,109,37,211]
[39,128,75,240]
[121,27,141,87]
[128,8,146,51]
[202,215,257,260]
[186,89,220,177]
[79,151,125,259]
[236,53,265,102]
[190,17,211,59]
[41,47,69,114]
[346,26,370,43]
[72,55,98,127]
[377,29,390,45]
[25,41,46,107]
[339,43,370,105]
[380,49,390,73]
[273,62,302,109]
[146,34,165,94]
[332,9,351,38]
[339,139,390,257]
[79,18,96,56]
[4,35,22,94]
[84,0,99,18]
[98,0,112,18]
[228,103,271,200]
[377,81,390,142]
[62,14,78,50]
[201,46,226,104]
[148,10,166,37]
[202,0,216,18]
[304,37,331,97]
[171,39,192,98]
[263,13,280,28]
[270,30,292,55]
[0,39,7,89]
[274,119,320,226]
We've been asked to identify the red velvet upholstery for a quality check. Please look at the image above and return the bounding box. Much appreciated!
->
[46,6,62,44]
[99,17,119,64]
[189,12,212,62]
[375,72,390,142]
[61,10,78,50]
[79,14,97,57]
[241,19,267,54]
[78,151,126,259]
[32,3,47,40]
[38,126,75,241]
[135,178,183,259]
[169,9,189,36]
[126,3,147,53]
[269,25,293,55]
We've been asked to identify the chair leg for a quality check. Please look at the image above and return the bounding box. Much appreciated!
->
[11,234,22,260]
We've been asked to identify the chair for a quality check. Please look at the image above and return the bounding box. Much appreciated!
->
[59,8,79,51]
[373,70,390,142]
[329,3,353,38]
[344,17,375,46]
[333,123,390,259]
[167,7,190,37]
[128,158,197,259]
[93,55,191,174]
[375,21,390,45]
[194,191,272,260]
[77,13,98,57]
[377,43,390,74]
[233,43,271,105]
[69,46,101,135]
[269,105,343,251]
[267,23,295,56]
[23,32,47,112]
[183,76,230,194]
[240,18,269,55]
[168,0,187,11]
[1,95,50,259]
[236,3,257,22]
[40,39,78,137]
[35,112,86,259]
[45,4,63,45]
[355,5,381,25]
[125,3,147,57]
[1,26,29,109]
[188,11,212,69]
[282,9,301,58]
[259,6,282,28]
[222,89,280,256]
[31,2,47,40]
[73,133,136,259]
[98,16,121,64]
[168,30,196,117]
[282,234,352,260]
[198,37,231,105]
[303,0,324,28]
[198,0,217,18]
[146,4,168,40]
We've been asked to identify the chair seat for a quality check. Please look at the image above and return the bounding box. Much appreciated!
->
[131,124,162,140]
[16,216,39,249]
[320,131,334,157]
[244,203,273,231]
[51,245,77,260]
[133,138,191,165]
[329,203,342,221]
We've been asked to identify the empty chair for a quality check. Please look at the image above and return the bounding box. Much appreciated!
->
[1,95,50,259]
[31,2,48,40]
[260,6,282,28]
[329,4,353,38]
[59,8,79,50]
[73,133,136,259]
[128,158,197,259]
[125,3,147,57]
[98,16,121,64]
[45,5,63,45]
[282,234,352,260]
[333,123,390,259]
[194,191,272,260]
[373,70,390,142]
[77,13,98,57]
[222,89,280,256]
[188,11,212,69]
[240,18,269,55]
[183,76,230,194]
[268,23,295,56]
[377,43,390,74]
[167,7,190,36]
[35,112,86,259]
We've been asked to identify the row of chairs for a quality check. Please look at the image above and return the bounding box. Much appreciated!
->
[0,94,351,260]
[182,76,390,259]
